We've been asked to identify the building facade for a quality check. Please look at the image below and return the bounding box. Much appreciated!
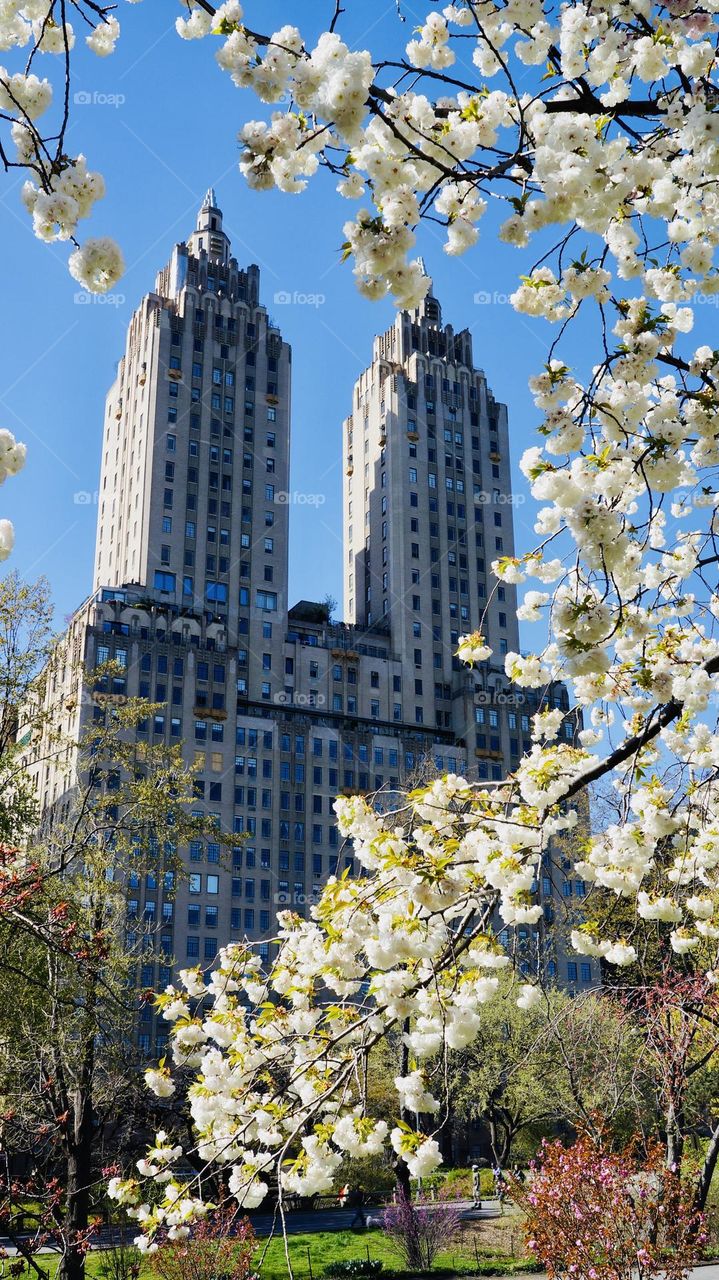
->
[25,195,596,1055]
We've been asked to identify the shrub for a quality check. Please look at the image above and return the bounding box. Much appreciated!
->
[422,1166,494,1202]
[512,1135,705,1280]
[324,1262,384,1278]
[152,1206,256,1280]
[382,1192,461,1271]
[337,1152,395,1198]
[96,1236,141,1280]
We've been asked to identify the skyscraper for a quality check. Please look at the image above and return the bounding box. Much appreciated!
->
[25,197,596,1057]
[342,276,579,782]
[94,188,291,686]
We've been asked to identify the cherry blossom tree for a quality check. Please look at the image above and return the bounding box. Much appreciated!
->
[0,0,688,1253]
[513,1134,705,1280]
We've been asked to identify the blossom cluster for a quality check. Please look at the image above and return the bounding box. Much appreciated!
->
[0,1,124,290]
[0,428,26,561]
[109,764,589,1246]
[514,1134,705,1280]
[157,0,719,319]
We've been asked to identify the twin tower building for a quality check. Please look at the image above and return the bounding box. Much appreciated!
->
[30,192,594,1052]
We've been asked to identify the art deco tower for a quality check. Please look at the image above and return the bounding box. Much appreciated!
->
[342,276,566,781]
[94,189,291,696]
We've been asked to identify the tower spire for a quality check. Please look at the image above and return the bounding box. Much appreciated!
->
[188,186,230,264]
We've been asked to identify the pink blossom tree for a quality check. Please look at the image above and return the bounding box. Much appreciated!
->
[512,1135,706,1280]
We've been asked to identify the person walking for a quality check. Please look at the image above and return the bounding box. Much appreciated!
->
[349,1184,367,1231]
[493,1165,506,1215]
[472,1164,482,1209]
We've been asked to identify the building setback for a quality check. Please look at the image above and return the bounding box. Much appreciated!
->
[26,194,597,1055]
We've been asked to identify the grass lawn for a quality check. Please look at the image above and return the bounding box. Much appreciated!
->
[9,1216,539,1280]
[255,1225,538,1279]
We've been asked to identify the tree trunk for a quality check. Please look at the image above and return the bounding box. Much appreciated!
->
[488,1114,501,1167]
[497,1123,512,1167]
[488,1108,511,1166]
[394,1018,413,1203]
[694,1118,719,1212]
[392,1155,412,1203]
[666,1100,685,1171]
[58,968,97,1280]
[57,1085,94,1280]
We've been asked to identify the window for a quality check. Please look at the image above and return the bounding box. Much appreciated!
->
[207,875,219,895]
[153,570,176,592]
[256,590,277,611]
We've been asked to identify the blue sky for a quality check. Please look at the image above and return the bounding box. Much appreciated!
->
[1,0,713,631]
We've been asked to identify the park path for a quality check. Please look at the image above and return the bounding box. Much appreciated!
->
[0,1200,501,1253]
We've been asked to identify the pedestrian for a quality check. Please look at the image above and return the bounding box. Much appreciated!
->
[339,1183,350,1208]
[493,1166,506,1215]
[472,1163,482,1209]
[349,1183,367,1231]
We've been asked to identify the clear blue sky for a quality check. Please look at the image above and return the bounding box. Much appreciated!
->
[1,0,712,630]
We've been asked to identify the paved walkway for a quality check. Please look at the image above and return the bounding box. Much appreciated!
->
[252,1199,501,1237]
[0,1200,502,1253]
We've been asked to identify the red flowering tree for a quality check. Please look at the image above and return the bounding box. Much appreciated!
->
[512,1135,705,1280]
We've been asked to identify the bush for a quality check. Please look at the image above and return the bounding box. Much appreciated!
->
[382,1193,461,1272]
[96,1236,141,1280]
[337,1152,396,1197]
[512,1135,705,1280]
[423,1166,494,1200]
[324,1262,384,1278]
[152,1206,256,1280]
